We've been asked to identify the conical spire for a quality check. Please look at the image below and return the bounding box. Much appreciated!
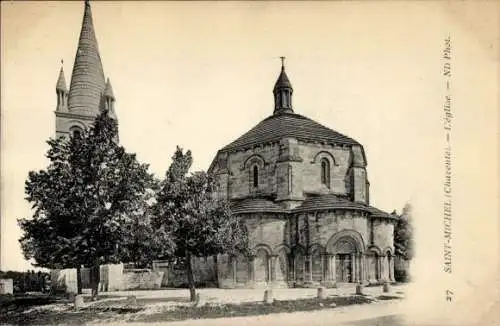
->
[273,57,292,91]
[273,57,293,114]
[104,78,114,99]
[56,64,67,92]
[67,0,106,115]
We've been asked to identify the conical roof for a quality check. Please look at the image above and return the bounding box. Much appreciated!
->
[56,66,67,92]
[273,66,292,91]
[222,113,360,151]
[104,78,114,99]
[67,0,106,115]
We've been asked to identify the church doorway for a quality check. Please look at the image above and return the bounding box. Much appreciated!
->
[235,255,249,284]
[254,249,270,284]
[335,254,352,282]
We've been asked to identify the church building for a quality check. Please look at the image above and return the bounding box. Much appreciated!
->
[207,59,397,288]
[49,0,397,291]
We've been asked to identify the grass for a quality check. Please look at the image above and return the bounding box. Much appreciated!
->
[142,295,374,323]
[0,292,398,325]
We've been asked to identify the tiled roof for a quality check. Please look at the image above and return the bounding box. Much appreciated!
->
[222,113,360,151]
[67,1,106,116]
[294,194,366,212]
[293,194,396,219]
[230,198,288,214]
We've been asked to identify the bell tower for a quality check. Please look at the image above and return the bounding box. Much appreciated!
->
[55,0,117,139]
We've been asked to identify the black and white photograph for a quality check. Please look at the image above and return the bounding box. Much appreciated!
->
[1,1,498,325]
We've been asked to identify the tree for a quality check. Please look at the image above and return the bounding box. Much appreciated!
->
[394,203,414,260]
[153,147,248,301]
[19,110,155,298]
[117,182,168,269]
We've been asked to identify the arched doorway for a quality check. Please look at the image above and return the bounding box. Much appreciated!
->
[366,247,381,283]
[334,238,355,282]
[254,249,270,284]
[235,255,249,285]
[326,230,365,284]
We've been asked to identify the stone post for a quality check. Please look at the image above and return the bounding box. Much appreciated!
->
[317,286,326,299]
[74,294,84,310]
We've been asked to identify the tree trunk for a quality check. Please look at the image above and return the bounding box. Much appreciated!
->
[213,255,219,287]
[76,266,82,294]
[90,260,100,300]
[185,252,196,301]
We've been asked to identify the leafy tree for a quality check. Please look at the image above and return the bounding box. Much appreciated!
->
[153,147,248,301]
[117,183,167,269]
[19,110,155,298]
[394,203,414,260]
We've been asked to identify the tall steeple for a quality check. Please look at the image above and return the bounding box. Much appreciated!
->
[67,0,106,116]
[273,57,293,115]
[55,0,117,139]
[55,62,68,111]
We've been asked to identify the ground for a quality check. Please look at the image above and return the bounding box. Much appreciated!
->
[0,284,407,325]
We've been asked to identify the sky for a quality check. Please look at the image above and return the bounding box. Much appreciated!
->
[1,2,499,322]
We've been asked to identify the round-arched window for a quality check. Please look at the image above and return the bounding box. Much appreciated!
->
[252,165,259,188]
[320,158,330,188]
[69,126,84,139]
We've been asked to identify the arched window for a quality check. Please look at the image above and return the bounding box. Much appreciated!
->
[252,165,259,188]
[321,158,330,188]
[70,126,83,139]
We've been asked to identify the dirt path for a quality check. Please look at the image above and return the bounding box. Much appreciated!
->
[116,300,403,326]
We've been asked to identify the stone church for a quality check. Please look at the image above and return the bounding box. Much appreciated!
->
[50,1,396,291]
[207,61,397,288]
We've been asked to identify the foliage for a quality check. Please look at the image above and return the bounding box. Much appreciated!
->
[152,146,248,300]
[18,110,156,296]
[0,270,50,293]
[394,203,414,261]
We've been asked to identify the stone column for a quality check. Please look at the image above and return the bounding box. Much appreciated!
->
[324,254,335,287]
[307,255,313,283]
[249,255,256,287]
[377,255,385,282]
[270,255,278,284]
[351,253,357,283]
[389,255,395,282]
[357,253,363,283]
[363,254,369,284]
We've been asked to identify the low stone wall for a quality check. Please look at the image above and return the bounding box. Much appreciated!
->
[122,269,164,290]
[0,279,14,294]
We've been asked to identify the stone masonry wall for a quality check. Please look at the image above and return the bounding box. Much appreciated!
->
[294,210,369,251]
[298,142,351,196]
[245,213,290,251]
[227,144,280,200]
[372,219,395,253]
